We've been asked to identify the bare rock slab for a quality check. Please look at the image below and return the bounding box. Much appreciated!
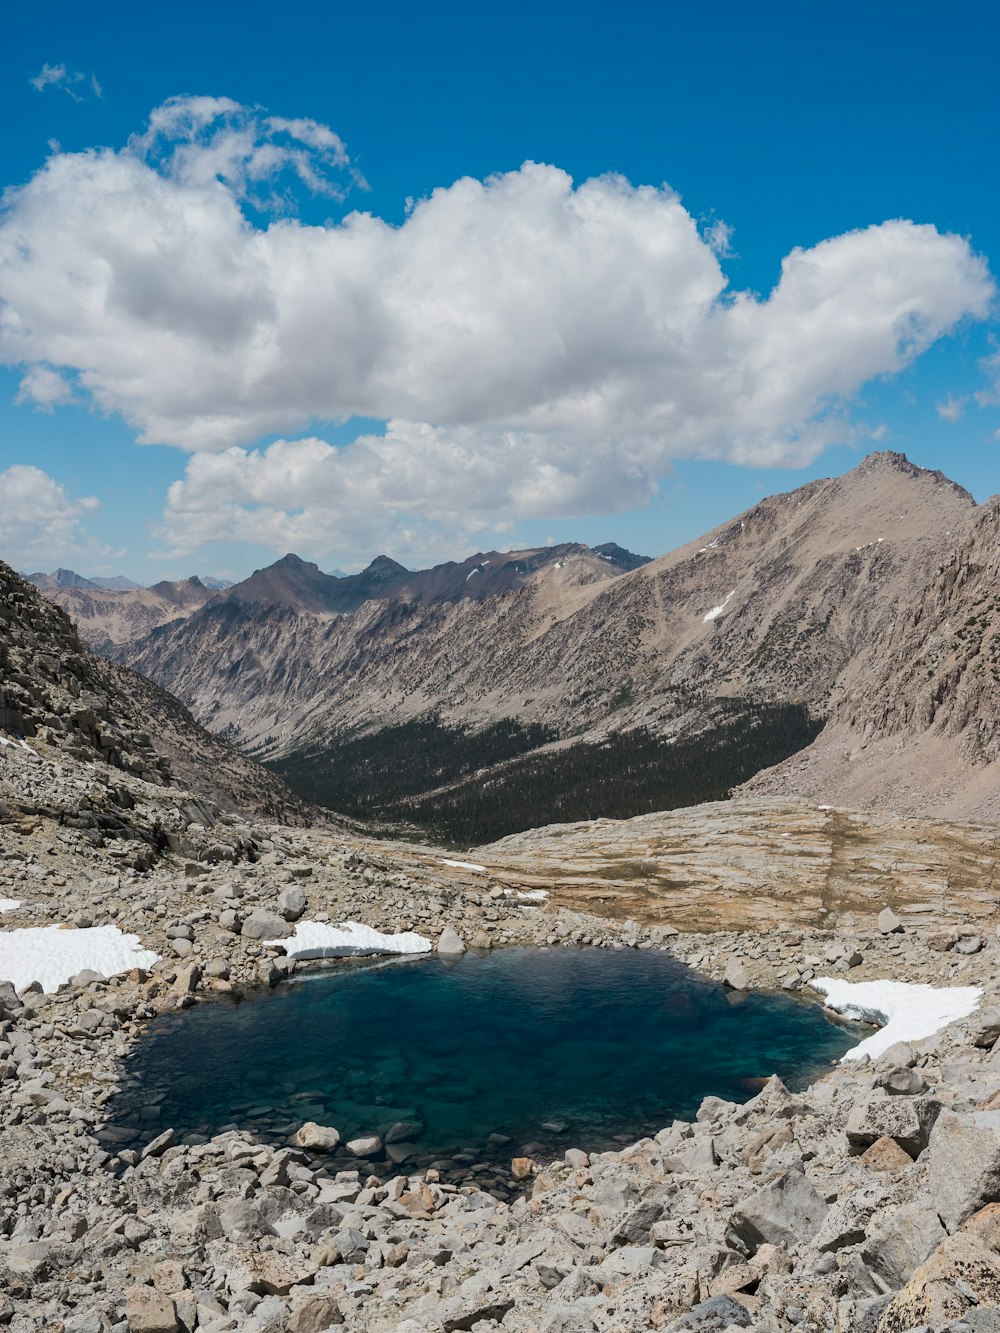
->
[928,1109,1000,1232]
[728,1168,828,1254]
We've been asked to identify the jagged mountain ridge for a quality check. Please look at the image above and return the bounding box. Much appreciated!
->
[0,560,314,824]
[107,450,998,826]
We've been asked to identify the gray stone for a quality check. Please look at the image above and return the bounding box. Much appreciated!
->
[436,925,466,955]
[140,1127,176,1159]
[845,1092,940,1157]
[878,907,904,934]
[277,886,306,921]
[383,1119,424,1144]
[956,934,983,955]
[665,1294,753,1329]
[723,957,751,991]
[240,911,292,941]
[928,1109,1000,1231]
[728,1168,828,1254]
[860,1203,946,1293]
[345,1134,383,1157]
[292,1121,341,1152]
[70,968,105,987]
[874,1065,929,1096]
[219,1201,275,1242]
[971,1006,1000,1049]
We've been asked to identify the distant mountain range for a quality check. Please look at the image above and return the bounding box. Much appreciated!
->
[27,568,233,595]
[26,451,1000,838]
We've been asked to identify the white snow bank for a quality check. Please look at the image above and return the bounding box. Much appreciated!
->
[0,924,160,994]
[265,920,432,961]
[703,590,735,622]
[812,976,982,1061]
[0,899,22,914]
[503,888,549,902]
[441,858,487,873]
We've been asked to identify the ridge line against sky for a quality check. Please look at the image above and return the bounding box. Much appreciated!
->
[2,0,1000,582]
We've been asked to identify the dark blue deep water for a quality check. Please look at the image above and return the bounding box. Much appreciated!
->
[108,948,863,1186]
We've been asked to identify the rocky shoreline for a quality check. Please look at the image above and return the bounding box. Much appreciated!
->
[5,747,1000,1330]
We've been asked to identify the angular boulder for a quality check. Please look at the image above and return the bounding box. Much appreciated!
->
[723,958,751,991]
[874,1232,1000,1330]
[436,925,466,955]
[845,1092,940,1158]
[859,1202,946,1294]
[240,911,293,941]
[277,886,307,921]
[124,1288,179,1333]
[878,907,904,934]
[971,1005,1000,1048]
[928,1109,1000,1232]
[292,1120,341,1152]
[728,1168,828,1254]
[345,1134,383,1157]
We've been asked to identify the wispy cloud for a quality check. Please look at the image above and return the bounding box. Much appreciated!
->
[935,394,966,422]
[29,63,102,102]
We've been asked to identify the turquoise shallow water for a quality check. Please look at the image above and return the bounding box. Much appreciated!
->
[108,947,864,1176]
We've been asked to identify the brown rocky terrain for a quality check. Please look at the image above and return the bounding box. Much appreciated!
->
[743,490,1000,821]
[473,796,1000,936]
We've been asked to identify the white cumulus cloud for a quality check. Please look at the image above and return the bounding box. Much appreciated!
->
[0,95,995,558]
[0,465,109,568]
[15,365,76,412]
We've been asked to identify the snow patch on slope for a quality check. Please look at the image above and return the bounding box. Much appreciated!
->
[0,924,160,993]
[703,590,735,622]
[812,976,982,1061]
[265,920,432,960]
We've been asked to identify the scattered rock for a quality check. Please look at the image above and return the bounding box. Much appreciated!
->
[436,925,466,955]
[292,1121,341,1151]
[878,907,904,934]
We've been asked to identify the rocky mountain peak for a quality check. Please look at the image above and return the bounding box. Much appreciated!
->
[848,449,977,503]
[363,554,410,580]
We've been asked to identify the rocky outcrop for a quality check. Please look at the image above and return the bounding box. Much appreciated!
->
[0,560,315,825]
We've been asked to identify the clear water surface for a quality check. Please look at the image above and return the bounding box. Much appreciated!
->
[108,947,865,1177]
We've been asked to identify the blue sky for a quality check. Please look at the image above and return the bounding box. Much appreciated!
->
[2,0,999,580]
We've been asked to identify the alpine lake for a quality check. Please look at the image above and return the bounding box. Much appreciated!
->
[106,947,868,1197]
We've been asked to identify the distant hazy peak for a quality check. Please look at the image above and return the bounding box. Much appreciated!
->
[26,567,99,591]
[363,554,410,578]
